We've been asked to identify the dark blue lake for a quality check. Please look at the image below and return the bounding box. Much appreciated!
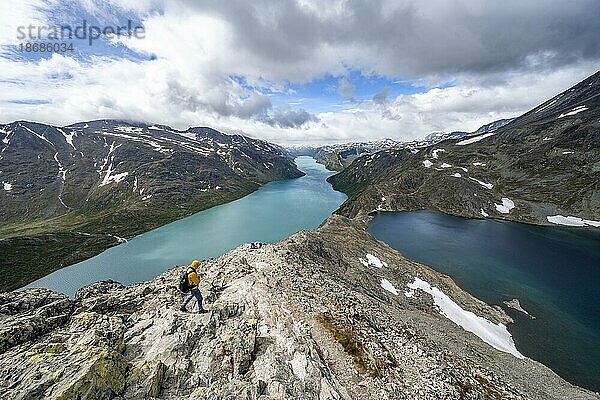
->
[369,211,600,392]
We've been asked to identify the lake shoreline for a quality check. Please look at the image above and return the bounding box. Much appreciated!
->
[6,213,597,400]
[367,210,600,392]
[22,157,346,297]
[2,165,306,293]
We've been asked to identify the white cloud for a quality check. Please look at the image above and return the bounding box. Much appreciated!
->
[0,0,55,47]
[0,0,598,145]
[0,53,596,145]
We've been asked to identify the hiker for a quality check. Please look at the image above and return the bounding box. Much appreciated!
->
[179,260,208,313]
[248,241,263,250]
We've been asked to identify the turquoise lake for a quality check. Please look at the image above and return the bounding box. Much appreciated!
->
[368,210,600,392]
[24,157,600,391]
[25,156,346,297]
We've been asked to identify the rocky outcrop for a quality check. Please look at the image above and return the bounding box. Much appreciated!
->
[1,216,596,399]
[0,289,74,353]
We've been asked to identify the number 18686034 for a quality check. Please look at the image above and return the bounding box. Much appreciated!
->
[19,42,74,53]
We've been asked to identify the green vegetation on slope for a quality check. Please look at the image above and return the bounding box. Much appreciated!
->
[0,120,303,290]
[329,72,600,225]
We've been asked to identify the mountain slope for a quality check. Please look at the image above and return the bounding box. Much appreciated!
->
[1,216,596,399]
[310,118,513,172]
[314,139,400,171]
[285,144,321,158]
[0,120,303,291]
[329,72,600,226]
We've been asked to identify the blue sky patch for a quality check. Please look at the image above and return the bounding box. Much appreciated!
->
[10,1,150,63]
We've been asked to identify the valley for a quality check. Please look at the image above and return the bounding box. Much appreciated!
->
[2,71,599,398]
[2,3,599,399]
[0,120,303,291]
[23,157,346,296]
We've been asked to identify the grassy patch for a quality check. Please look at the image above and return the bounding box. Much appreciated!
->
[0,188,252,292]
[316,313,389,377]
[0,233,116,292]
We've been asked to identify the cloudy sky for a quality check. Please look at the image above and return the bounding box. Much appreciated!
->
[0,0,598,144]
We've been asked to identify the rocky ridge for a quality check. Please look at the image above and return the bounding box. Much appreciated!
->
[1,216,596,399]
[313,139,400,171]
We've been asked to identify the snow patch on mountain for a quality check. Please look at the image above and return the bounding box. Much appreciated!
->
[381,278,399,295]
[468,177,493,189]
[57,128,76,150]
[534,96,561,114]
[495,198,515,214]
[100,170,129,187]
[21,124,54,147]
[2,129,12,146]
[53,152,67,182]
[97,141,121,175]
[359,253,388,269]
[558,105,587,118]
[432,149,445,159]
[115,125,143,134]
[406,277,523,358]
[547,215,600,227]
[456,132,495,146]
[108,234,128,243]
[102,132,172,154]
[53,152,69,208]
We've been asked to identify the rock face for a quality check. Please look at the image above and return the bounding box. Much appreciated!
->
[1,216,596,399]
[328,72,600,225]
[0,120,303,291]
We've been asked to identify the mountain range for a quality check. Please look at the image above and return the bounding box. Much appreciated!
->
[2,71,599,400]
[3,72,598,292]
[0,120,302,291]
[288,118,514,172]
[329,72,600,227]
